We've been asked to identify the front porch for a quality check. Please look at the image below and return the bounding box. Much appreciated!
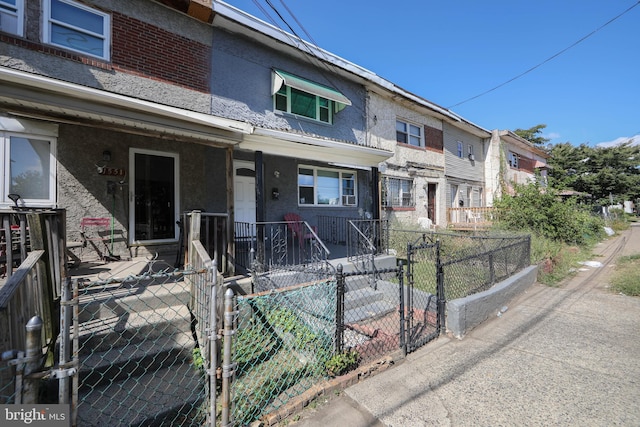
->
[233,215,390,273]
[447,207,495,231]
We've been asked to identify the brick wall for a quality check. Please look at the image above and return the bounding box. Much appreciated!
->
[112,12,210,92]
[1,11,210,93]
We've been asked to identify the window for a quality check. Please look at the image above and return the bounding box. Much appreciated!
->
[0,134,56,207]
[298,166,357,206]
[457,141,463,158]
[383,177,414,208]
[508,152,519,169]
[273,70,351,124]
[0,0,23,36]
[275,85,334,123]
[396,120,423,147]
[43,0,111,60]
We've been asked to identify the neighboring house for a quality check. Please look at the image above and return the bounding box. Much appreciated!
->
[443,120,492,225]
[485,130,550,206]
[0,0,252,263]
[367,91,448,229]
[209,2,393,235]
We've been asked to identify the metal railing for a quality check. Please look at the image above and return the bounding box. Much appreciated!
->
[317,215,352,244]
[234,221,330,274]
[347,219,389,262]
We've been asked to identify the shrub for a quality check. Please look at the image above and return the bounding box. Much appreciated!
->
[493,182,605,245]
[325,350,359,377]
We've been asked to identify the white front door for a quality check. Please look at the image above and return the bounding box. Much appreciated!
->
[234,161,256,226]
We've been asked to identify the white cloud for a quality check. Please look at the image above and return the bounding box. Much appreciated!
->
[544,132,561,140]
[596,135,640,148]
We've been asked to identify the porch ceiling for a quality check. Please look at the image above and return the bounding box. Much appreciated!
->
[0,67,252,146]
[241,128,393,167]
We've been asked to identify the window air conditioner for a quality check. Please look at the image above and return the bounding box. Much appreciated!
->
[468,154,475,161]
[342,195,356,206]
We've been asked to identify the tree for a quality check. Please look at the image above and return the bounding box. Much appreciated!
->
[547,141,640,205]
[513,124,550,146]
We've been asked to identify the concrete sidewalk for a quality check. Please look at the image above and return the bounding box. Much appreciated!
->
[290,225,640,426]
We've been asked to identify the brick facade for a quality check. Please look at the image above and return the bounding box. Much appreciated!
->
[112,12,210,92]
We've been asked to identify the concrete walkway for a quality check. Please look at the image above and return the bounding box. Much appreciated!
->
[291,225,640,426]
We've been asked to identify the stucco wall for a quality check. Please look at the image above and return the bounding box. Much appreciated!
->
[368,92,446,227]
[257,155,372,226]
[58,125,228,259]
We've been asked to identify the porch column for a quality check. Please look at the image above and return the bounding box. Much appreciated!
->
[371,166,381,253]
[255,152,265,264]
[371,166,380,221]
[226,147,234,275]
[255,151,265,223]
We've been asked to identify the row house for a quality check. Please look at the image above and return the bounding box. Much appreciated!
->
[485,130,550,205]
[0,0,548,273]
[0,0,253,268]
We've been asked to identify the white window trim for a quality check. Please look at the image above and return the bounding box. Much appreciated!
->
[396,119,424,147]
[42,0,111,61]
[298,165,357,207]
[0,0,24,36]
[0,133,57,208]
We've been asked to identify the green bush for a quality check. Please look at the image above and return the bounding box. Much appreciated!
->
[493,182,605,245]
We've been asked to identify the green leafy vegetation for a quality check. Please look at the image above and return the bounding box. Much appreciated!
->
[325,350,359,377]
[610,254,640,296]
[493,182,605,246]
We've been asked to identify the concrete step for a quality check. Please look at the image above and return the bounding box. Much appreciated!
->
[78,304,193,354]
[76,284,203,425]
[78,280,190,323]
[330,254,397,274]
[345,299,396,324]
[344,287,384,311]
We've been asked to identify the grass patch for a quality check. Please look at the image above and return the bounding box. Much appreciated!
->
[610,254,640,296]
[530,233,600,286]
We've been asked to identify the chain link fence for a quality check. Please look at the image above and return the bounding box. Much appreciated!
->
[337,267,404,364]
[231,280,337,425]
[74,260,210,426]
[390,229,531,300]
[440,234,531,300]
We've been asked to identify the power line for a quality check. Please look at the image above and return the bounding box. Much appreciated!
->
[447,1,640,109]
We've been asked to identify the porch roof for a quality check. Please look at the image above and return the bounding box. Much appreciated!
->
[241,127,394,167]
[0,67,253,146]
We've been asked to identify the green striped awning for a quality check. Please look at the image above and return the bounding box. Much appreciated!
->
[272,69,352,108]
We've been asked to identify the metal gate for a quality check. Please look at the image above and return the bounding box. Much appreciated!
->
[59,261,215,426]
[403,239,443,354]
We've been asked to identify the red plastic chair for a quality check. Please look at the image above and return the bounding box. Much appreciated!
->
[283,213,317,249]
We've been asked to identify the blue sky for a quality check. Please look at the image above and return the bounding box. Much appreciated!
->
[220,0,640,146]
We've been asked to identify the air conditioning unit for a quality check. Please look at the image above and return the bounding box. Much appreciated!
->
[468,154,475,161]
[342,195,356,206]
